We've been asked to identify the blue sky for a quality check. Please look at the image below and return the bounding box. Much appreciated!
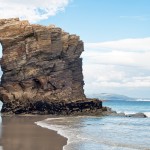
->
[0,0,150,98]
[38,0,150,42]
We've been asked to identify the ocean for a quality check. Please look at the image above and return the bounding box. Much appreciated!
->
[36,99,150,150]
[0,99,150,150]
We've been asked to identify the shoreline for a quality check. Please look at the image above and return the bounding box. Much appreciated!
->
[0,115,67,150]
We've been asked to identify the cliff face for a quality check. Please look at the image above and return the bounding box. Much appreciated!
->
[0,18,102,114]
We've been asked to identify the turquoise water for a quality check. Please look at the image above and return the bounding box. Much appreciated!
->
[36,100,150,150]
[103,100,150,116]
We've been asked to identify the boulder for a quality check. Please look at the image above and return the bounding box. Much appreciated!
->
[126,113,147,118]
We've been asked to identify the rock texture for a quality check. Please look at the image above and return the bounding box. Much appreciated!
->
[0,18,102,114]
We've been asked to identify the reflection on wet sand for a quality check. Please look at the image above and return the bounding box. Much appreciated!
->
[0,116,67,150]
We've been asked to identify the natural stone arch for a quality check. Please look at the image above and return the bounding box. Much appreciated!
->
[0,42,2,79]
[0,42,2,57]
[0,42,3,111]
[0,18,102,115]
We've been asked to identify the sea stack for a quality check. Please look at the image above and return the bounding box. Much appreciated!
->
[0,18,102,115]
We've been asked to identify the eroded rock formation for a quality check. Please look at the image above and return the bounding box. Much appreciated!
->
[0,18,102,114]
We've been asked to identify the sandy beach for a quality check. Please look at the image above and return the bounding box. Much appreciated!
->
[0,115,67,150]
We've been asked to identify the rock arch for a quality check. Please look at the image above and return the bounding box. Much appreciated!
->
[0,42,2,78]
[0,42,3,110]
[0,18,102,114]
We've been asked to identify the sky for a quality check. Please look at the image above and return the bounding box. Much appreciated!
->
[0,0,150,98]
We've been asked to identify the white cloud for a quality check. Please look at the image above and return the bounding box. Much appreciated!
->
[83,64,150,96]
[83,37,150,94]
[85,37,150,52]
[83,50,150,69]
[83,64,125,84]
[0,0,71,22]
[92,76,150,88]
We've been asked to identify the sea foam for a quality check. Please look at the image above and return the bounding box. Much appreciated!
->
[35,115,150,150]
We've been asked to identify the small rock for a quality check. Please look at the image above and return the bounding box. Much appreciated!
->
[126,113,147,118]
[117,112,126,117]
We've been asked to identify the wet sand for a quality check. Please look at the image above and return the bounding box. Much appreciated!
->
[0,115,67,150]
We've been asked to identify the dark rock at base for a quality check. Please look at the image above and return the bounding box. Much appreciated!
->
[2,99,104,115]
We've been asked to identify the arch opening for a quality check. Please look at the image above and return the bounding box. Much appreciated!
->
[0,43,3,112]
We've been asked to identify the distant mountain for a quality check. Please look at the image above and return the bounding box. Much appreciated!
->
[87,93,135,101]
